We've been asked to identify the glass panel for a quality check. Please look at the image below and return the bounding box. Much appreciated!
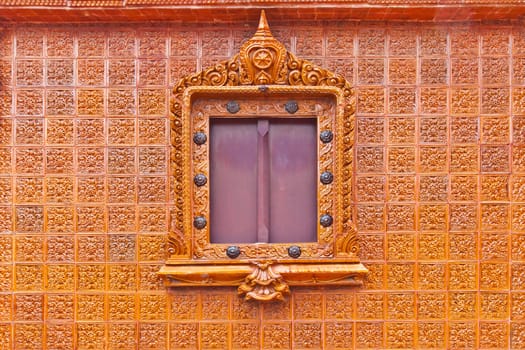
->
[269,118,317,243]
[209,117,317,244]
[210,119,258,243]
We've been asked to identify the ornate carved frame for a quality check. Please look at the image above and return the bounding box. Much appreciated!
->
[159,11,367,301]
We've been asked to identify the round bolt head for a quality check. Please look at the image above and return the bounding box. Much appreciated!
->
[194,173,207,187]
[320,214,333,227]
[193,132,207,145]
[320,130,333,143]
[226,246,241,259]
[288,245,302,258]
[193,216,207,229]
[320,171,334,184]
[226,101,240,114]
[285,100,299,114]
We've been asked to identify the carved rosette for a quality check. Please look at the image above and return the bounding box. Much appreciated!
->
[162,11,365,300]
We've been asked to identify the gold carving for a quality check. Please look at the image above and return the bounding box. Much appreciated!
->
[238,261,290,301]
[239,12,287,85]
[161,11,366,300]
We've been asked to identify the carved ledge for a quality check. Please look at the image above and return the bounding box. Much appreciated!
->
[159,260,367,301]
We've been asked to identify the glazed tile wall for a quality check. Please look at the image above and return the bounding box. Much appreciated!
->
[0,21,525,349]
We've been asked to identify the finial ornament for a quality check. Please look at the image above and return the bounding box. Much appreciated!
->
[238,10,288,85]
[255,10,272,38]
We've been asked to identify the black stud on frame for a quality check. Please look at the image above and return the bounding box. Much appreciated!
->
[194,174,207,187]
[320,171,334,184]
[193,132,207,145]
[288,245,301,258]
[320,214,333,227]
[193,216,207,229]
[226,246,241,259]
[320,130,333,143]
[285,100,299,114]
[226,100,240,114]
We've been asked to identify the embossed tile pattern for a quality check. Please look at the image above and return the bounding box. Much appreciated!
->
[0,22,524,349]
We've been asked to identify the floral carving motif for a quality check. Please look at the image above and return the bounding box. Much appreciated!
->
[418,322,445,348]
[420,58,447,84]
[418,263,445,290]
[108,89,135,115]
[108,118,135,145]
[358,58,384,85]
[47,59,73,86]
[263,323,291,349]
[46,235,74,262]
[420,28,447,55]
[47,118,74,144]
[356,322,383,348]
[16,60,43,86]
[46,89,74,115]
[418,292,445,319]
[109,59,135,85]
[139,118,166,144]
[238,261,290,301]
[46,206,74,233]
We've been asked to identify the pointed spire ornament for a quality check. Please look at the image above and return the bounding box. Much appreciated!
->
[239,10,288,85]
[253,10,272,39]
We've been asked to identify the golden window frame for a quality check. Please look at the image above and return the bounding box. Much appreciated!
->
[159,11,367,301]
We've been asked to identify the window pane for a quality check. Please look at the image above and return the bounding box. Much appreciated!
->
[269,118,317,243]
[209,117,317,244]
[209,119,258,243]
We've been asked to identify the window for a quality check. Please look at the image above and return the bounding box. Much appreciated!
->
[160,11,367,301]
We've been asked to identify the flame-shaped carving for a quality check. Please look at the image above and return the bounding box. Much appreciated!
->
[239,11,288,85]
[336,223,359,256]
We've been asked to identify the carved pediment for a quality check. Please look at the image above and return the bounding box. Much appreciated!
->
[172,11,352,102]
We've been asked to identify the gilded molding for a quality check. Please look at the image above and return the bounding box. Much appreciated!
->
[2,0,525,5]
[1,2,524,22]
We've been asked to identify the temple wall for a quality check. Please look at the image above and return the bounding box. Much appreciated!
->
[0,20,525,349]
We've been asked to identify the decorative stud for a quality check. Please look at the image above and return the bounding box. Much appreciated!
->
[194,174,207,187]
[285,100,299,114]
[226,101,240,114]
[226,246,241,259]
[320,214,333,227]
[320,130,333,143]
[320,171,333,184]
[193,132,207,145]
[288,245,301,258]
[193,216,207,229]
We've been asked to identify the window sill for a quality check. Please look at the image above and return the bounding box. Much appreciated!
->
[159,260,367,301]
